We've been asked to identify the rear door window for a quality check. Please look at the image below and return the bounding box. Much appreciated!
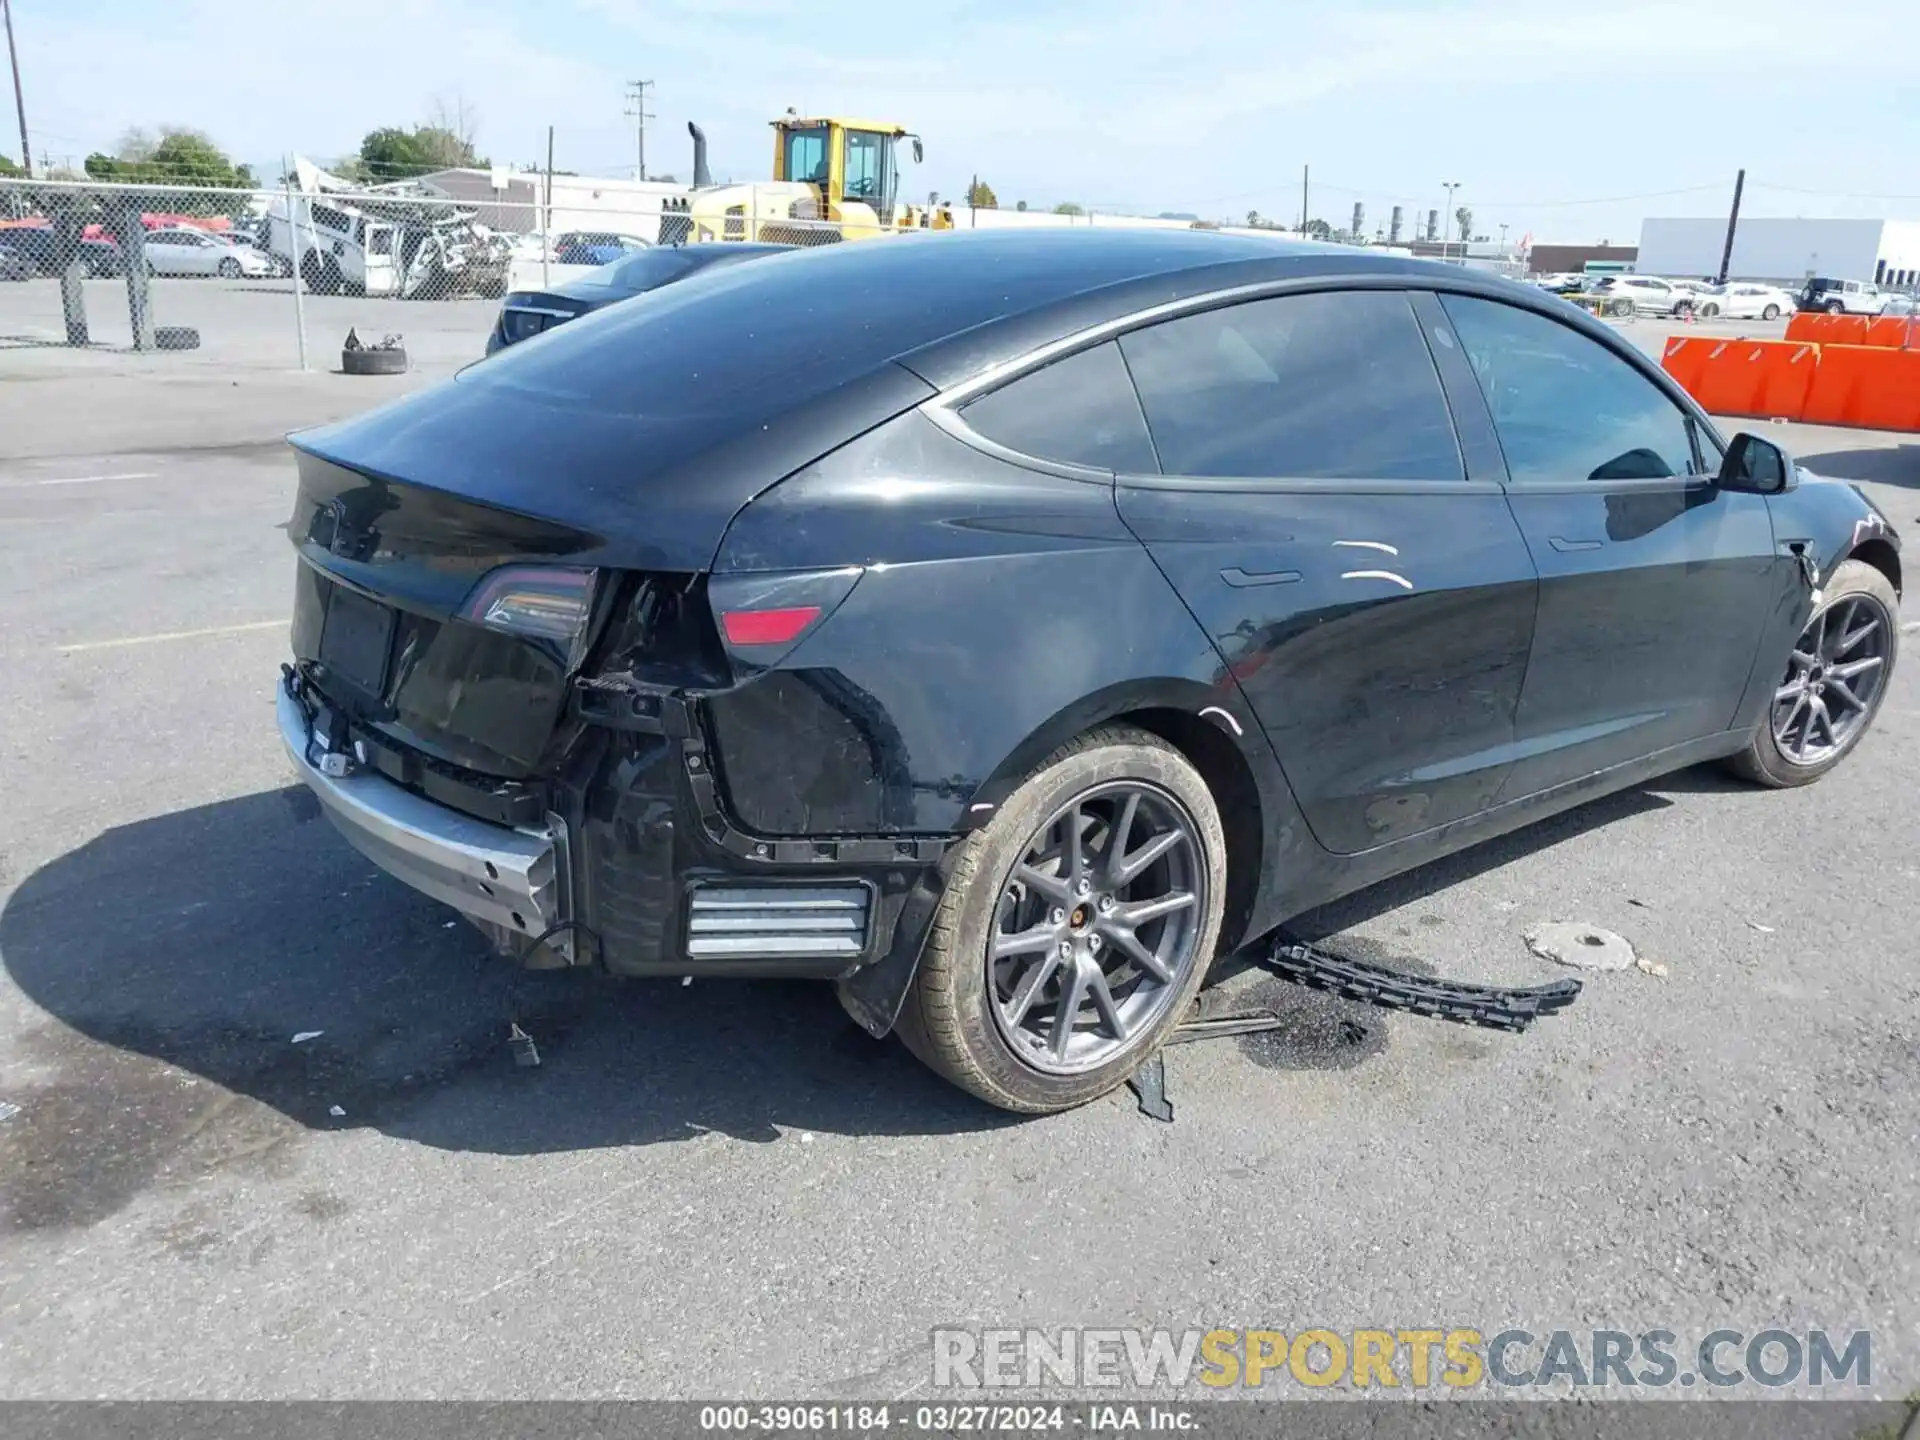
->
[1116,290,1464,480]
[958,341,1158,473]
[1437,293,1700,483]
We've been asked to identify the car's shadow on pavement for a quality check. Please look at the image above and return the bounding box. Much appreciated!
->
[1798,444,1920,489]
[0,767,1735,1179]
[0,787,1012,1183]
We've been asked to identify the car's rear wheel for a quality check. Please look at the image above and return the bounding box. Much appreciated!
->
[1826,300,1846,314]
[1726,560,1898,788]
[897,725,1225,1113]
[1674,300,1694,319]
[1762,303,1781,320]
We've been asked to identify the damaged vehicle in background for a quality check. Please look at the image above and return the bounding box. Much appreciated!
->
[278,228,1901,1115]
[485,242,793,354]
[266,157,514,299]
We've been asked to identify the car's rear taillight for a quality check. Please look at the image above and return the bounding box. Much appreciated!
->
[707,567,862,670]
[461,564,599,667]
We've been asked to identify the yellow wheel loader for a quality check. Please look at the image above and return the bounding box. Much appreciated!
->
[660,113,954,247]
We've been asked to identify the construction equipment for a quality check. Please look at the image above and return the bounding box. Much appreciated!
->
[660,112,954,247]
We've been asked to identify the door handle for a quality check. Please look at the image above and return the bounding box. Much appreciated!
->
[1547,536,1604,553]
[1220,566,1303,588]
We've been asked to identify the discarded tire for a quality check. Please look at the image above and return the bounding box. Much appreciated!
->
[342,345,408,376]
[154,327,201,351]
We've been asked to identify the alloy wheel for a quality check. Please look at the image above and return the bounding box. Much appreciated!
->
[1771,594,1891,766]
[987,781,1208,1075]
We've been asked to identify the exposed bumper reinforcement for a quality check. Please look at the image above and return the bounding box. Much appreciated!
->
[276,681,570,951]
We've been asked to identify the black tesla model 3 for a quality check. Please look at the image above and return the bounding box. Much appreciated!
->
[279,227,1901,1114]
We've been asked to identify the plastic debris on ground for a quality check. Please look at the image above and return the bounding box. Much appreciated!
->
[1524,922,1637,972]
[0,1100,20,1124]
[291,1031,323,1044]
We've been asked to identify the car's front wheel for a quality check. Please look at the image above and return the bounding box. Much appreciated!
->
[217,256,242,279]
[1727,559,1898,788]
[1702,302,1721,317]
[897,725,1226,1113]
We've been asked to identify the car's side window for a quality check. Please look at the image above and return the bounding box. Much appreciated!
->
[1115,290,1464,481]
[1437,294,1701,484]
[957,340,1159,474]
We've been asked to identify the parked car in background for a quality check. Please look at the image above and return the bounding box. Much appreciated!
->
[280,228,1901,1114]
[0,243,30,282]
[140,226,275,278]
[552,231,654,267]
[80,239,126,278]
[1798,277,1888,315]
[485,242,793,354]
[1592,275,1698,317]
[1709,283,1797,321]
[0,225,72,276]
[1670,279,1724,310]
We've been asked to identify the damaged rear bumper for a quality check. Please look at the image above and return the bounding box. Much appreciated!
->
[276,681,574,955]
[278,667,954,990]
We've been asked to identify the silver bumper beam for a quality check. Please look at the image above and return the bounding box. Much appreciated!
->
[276,683,570,951]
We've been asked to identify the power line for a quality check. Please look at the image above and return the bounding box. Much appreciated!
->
[1748,178,1920,202]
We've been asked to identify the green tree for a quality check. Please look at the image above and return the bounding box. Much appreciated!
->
[1454,206,1473,245]
[84,128,255,188]
[966,175,997,208]
[1015,199,1027,211]
[356,125,487,180]
[1301,217,1333,240]
[0,153,22,177]
[1053,201,1084,216]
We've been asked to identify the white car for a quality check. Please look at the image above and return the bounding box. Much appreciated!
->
[1705,283,1796,321]
[1589,274,1697,317]
[139,226,275,278]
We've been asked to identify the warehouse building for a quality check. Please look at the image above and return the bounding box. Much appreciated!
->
[1637,217,1920,287]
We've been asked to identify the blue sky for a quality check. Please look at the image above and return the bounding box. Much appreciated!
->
[13,0,1920,242]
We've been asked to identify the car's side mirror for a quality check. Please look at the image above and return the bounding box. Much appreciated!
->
[1719,432,1794,494]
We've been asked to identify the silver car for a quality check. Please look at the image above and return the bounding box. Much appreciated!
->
[139,226,275,279]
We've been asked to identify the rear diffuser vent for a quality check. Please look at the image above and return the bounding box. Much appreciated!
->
[686,884,869,959]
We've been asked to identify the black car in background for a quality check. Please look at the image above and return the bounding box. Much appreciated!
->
[484,242,794,354]
[0,227,126,277]
[0,243,29,281]
[281,229,1900,1114]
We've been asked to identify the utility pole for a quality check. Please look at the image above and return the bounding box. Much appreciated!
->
[1441,181,1460,259]
[1716,168,1745,286]
[1299,164,1309,235]
[3,0,30,174]
[624,80,654,182]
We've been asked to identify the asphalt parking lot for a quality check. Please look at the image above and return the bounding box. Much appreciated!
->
[0,319,1916,1404]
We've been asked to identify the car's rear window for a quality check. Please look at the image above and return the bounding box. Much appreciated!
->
[463,233,1245,423]
[570,249,703,292]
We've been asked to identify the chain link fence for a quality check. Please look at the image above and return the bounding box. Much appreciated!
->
[0,173,849,373]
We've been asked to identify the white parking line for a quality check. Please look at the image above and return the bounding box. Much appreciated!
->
[57,619,286,653]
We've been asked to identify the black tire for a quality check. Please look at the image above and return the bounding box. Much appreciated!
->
[1725,559,1899,788]
[1609,298,1634,318]
[1825,300,1845,314]
[1762,304,1781,320]
[341,345,408,376]
[217,256,242,279]
[896,725,1227,1114]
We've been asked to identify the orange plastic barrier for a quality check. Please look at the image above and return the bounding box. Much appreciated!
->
[1685,339,1820,420]
[1787,311,1871,346]
[1784,311,1827,342]
[1863,315,1917,349]
[1660,335,1718,395]
[1799,344,1920,430]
